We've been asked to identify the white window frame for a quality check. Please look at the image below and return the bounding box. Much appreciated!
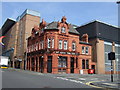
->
[36,43,38,50]
[39,42,41,50]
[82,46,85,54]
[59,40,62,49]
[64,41,68,50]
[52,39,54,48]
[85,47,89,54]
[72,42,76,51]
[61,27,66,33]
[48,38,51,48]
[41,41,44,49]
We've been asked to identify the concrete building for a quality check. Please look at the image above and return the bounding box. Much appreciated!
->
[1,9,40,69]
[76,20,120,74]
[27,16,96,74]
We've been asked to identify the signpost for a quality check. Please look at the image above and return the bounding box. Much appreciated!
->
[108,52,115,82]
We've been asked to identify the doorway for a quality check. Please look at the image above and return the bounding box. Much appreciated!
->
[31,58,35,71]
[40,57,44,73]
[47,56,52,73]
[70,57,74,73]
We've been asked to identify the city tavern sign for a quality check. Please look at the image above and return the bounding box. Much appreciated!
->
[55,51,80,55]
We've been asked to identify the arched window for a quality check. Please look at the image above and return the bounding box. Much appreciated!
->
[61,27,66,33]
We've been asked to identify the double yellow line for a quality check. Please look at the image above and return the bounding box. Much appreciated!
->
[86,80,105,89]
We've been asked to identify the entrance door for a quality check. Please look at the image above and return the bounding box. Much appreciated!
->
[70,57,74,73]
[32,58,35,71]
[40,58,44,73]
[47,56,52,73]
[36,57,38,72]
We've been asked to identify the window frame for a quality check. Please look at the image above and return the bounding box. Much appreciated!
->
[59,40,62,49]
[72,42,76,51]
[82,46,85,54]
[61,27,66,33]
[52,38,54,48]
[64,40,68,50]
[47,38,51,48]
[85,47,89,54]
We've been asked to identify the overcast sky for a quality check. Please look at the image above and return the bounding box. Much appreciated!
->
[1,2,118,28]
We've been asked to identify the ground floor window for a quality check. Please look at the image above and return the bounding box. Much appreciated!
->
[82,59,89,69]
[86,60,89,69]
[58,56,67,68]
[58,56,67,73]
[82,59,85,69]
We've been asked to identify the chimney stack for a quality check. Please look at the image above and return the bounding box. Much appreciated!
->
[81,34,88,43]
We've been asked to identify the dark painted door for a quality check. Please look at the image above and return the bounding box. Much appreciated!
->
[40,58,44,73]
[47,56,52,73]
[70,57,74,73]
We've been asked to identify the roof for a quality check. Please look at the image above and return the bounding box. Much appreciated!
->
[45,21,58,29]
[80,41,92,46]
[45,21,79,35]
[79,20,119,29]
[16,9,40,21]
[76,20,120,44]
[1,18,16,35]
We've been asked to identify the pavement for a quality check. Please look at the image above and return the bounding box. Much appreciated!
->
[3,68,120,89]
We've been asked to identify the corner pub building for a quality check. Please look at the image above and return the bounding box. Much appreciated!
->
[27,16,96,74]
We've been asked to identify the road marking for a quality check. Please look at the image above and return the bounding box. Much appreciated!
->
[103,83,118,86]
[55,77,83,84]
[86,80,104,88]
[90,78,98,80]
[79,78,86,80]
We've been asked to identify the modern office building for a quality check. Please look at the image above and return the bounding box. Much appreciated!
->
[76,20,120,74]
[1,9,40,69]
[27,16,96,74]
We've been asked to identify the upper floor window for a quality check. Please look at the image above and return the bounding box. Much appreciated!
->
[86,47,89,54]
[59,40,62,49]
[36,43,38,50]
[52,39,54,48]
[64,41,68,50]
[61,27,66,33]
[41,41,44,49]
[72,42,76,51]
[82,46,85,54]
[47,39,51,48]
[39,42,41,50]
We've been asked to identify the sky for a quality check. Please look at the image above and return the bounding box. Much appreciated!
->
[1,2,118,28]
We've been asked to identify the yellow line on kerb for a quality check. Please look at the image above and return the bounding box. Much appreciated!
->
[86,80,104,89]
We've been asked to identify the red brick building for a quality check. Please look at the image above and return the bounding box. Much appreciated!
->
[27,16,96,74]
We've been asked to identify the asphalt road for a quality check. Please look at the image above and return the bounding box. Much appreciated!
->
[2,69,93,88]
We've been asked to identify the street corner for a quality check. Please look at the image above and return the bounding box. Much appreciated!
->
[86,80,119,89]
[86,80,105,89]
